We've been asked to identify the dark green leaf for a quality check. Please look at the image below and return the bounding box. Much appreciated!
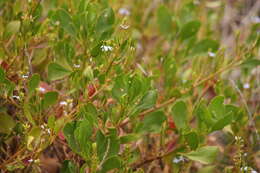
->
[100,156,121,173]
[63,122,80,152]
[96,130,107,161]
[180,20,201,40]
[74,120,93,157]
[185,131,199,150]
[42,92,58,109]
[194,100,214,130]
[61,160,77,173]
[211,112,233,132]
[0,67,5,83]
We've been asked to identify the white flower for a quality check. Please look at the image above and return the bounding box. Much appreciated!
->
[47,129,51,134]
[22,74,29,79]
[12,95,20,100]
[208,52,216,57]
[60,101,68,106]
[101,45,113,52]
[73,64,80,68]
[118,8,130,16]
[243,83,250,89]
[251,170,258,173]
[28,159,34,163]
[120,24,130,30]
[39,87,46,92]
[172,156,185,163]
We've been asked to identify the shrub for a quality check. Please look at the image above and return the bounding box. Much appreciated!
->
[0,0,259,172]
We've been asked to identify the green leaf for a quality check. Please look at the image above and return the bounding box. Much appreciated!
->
[6,20,20,34]
[208,96,225,118]
[47,115,55,129]
[74,120,93,157]
[241,58,260,68]
[96,130,107,161]
[128,75,143,103]
[157,5,172,36]
[137,111,166,133]
[0,113,16,134]
[42,91,58,109]
[136,90,158,111]
[192,39,219,55]
[61,160,77,173]
[27,127,41,150]
[96,129,120,162]
[120,134,140,144]
[54,9,77,37]
[179,20,201,40]
[185,131,199,150]
[171,100,188,130]
[63,122,80,152]
[28,74,40,95]
[48,63,72,81]
[100,156,121,173]
[112,75,128,102]
[182,146,219,164]
[194,100,214,130]
[211,111,233,132]
[0,67,5,82]
[95,7,115,35]
[24,103,35,125]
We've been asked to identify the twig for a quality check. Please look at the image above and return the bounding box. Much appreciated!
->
[230,80,260,142]
[120,61,241,127]
[119,61,241,127]
[97,139,111,171]
[131,149,174,171]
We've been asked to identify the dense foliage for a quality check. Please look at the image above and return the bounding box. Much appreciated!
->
[0,0,260,172]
